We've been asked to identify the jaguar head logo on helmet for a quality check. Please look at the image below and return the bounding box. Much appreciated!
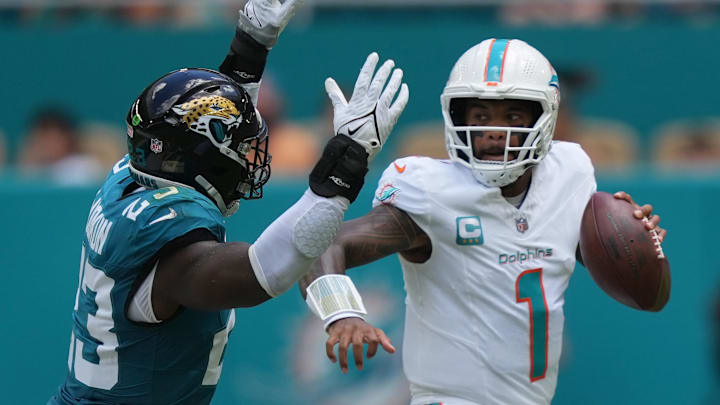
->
[441,38,560,187]
[126,68,270,217]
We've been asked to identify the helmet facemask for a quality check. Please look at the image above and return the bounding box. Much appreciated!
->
[222,117,271,201]
[444,97,554,187]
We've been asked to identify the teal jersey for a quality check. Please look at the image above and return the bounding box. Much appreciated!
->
[51,156,234,405]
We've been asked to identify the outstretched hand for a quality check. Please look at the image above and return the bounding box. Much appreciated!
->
[238,0,305,49]
[613,191,667,243]
[326,317,396,374]
[326,52,410,161]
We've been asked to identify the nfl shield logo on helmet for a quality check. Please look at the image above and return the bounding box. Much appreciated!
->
[515,217,529,233]
[150,138,163,154]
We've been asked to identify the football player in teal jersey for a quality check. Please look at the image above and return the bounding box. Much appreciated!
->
[48,1,407,404]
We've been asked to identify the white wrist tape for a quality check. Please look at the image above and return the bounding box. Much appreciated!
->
[306,275,367,330]
[249,189,349,298]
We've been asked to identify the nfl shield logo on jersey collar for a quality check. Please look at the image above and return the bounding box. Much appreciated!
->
[515,217,529,233]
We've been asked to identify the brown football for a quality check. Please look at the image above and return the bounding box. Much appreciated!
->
[579,192,671,311]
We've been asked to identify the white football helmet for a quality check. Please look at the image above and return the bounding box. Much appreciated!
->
[441,39,560,187]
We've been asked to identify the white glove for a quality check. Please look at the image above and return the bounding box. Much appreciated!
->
[238,0,305,49]
[325,52,410,161]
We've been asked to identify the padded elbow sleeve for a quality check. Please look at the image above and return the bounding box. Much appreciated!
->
[248,189,349,297]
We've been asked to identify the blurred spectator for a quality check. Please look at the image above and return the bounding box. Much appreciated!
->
[651,119,720,169]
[572,119,638,171]
[393,122,447,160]
[18,106,104,185]
[500,1,610,26]
[110,4,173,25]
[551,67,638,170]
[79,122,126,171]
[106,2,234,27]
[259,76,321,176]
[552,67,595,142]
[666,1,720,23]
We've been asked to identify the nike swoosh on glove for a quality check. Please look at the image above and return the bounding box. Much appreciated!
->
[325,52,410,161]
[238,0,305,49]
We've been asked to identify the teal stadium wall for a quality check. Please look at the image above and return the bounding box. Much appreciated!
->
[1,9,719,404]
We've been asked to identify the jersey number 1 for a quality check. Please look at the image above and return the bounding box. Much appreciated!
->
[515,268,549,382]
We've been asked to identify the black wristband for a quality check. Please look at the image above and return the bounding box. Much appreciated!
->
[219,29,269,84]
[309,135,370,203]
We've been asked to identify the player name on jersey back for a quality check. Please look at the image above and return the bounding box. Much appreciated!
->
[85,198,113,255]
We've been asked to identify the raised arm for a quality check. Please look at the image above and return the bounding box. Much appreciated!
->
[219,0,305,105]
[145,49,409,321]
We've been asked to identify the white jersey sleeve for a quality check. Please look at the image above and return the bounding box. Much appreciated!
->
[372,157,433,220]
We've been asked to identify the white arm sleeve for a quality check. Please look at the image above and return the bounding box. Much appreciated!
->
[249,188,349,298]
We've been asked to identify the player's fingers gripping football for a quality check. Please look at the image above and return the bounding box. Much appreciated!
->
[325,52,409,161]
[614,191,666,242]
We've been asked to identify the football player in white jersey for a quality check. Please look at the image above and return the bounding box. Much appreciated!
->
[299,39,668,405]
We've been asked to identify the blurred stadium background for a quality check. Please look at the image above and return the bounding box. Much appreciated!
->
[1,0,720,403]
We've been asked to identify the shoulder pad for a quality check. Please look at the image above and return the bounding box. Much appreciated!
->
[548,141,594,176]
[372,157,434,216]
[105,186,225,269]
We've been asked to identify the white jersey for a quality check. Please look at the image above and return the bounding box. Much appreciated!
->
[372,141,596,405]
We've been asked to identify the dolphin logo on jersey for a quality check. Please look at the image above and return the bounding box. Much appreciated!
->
[172,96,243,145]
[376,183,400,204]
